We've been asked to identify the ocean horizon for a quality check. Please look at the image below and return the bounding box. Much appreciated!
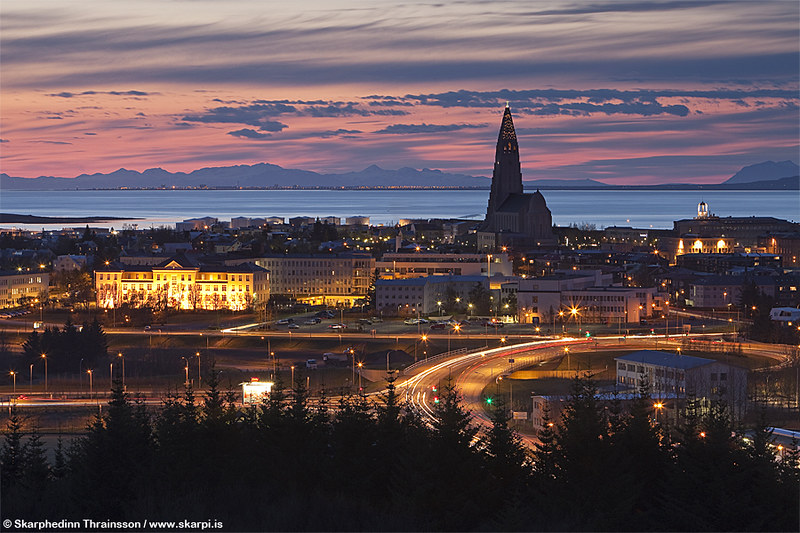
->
[1,189,797,230]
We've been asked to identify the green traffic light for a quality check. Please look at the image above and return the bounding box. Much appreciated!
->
[486,397,493,404]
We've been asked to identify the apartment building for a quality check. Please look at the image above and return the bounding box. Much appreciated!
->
[0,271,50,309]
[228,253,374,306]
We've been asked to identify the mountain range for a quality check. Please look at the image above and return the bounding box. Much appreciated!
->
[1,160,797,190]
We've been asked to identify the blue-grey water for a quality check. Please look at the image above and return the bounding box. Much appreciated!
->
[0,189,797,230]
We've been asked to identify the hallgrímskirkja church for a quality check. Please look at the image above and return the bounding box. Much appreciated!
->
[477,106,556,250]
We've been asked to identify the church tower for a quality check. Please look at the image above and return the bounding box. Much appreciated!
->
[485,105,523,221]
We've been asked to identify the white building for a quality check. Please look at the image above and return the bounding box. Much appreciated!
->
[228,253,374,306]
[516,270,654,325]
[375,275,489,316]
[377,252,512,279]
[615,350,748,419]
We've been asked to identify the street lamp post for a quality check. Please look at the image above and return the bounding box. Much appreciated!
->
[87,369,93,398]
[195,351,201,387]
[290,365,295,391]
[448,324,461,353]
[181,357,189,388]
[41,354,47,394]
[118,352,125,389]
[9,371,16,394]
[653,401,664,424]
[29,364,33,393]
[437,300,442,316]
[558,310,565,335]
[110,362,113,390]
[357,362,363,392]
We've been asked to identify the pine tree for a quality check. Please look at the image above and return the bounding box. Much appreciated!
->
[485,398,529,487]
[0,413,25,490]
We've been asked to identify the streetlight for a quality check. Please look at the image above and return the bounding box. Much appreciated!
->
[290,365,295,390]
[357,362,363,392]
[448,324,461,353]
[564,346,570,371]
[29,364,33,392]
[9,371,16,394]
[437,300,443,316]
[468,303,473,317]
[87,369,93,398]
[653,401,664,424]
[110,362,113,390]
[41,354,47,393]
[421,334,428,361]
[195,351,201,387]
[558,310,565,334]
[117,352,125,389]
[570,307,579,334]
[181,357,189,387]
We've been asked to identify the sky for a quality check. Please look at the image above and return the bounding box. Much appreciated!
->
[1,0,798,185]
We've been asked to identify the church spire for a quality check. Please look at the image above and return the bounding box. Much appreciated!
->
[497,106,518,152]
[484,106,523,225]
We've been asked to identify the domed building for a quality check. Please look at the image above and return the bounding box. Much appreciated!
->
[477,106,556,251]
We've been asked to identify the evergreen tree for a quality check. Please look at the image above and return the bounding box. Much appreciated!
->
[485,398,528,486]
[0,413,25,490]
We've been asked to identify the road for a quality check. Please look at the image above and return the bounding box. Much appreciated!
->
[396,333,796,448]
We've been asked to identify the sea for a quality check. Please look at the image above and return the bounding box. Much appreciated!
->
[0,189,798,230]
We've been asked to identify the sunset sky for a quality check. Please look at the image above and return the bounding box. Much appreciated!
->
[1,0,798,184]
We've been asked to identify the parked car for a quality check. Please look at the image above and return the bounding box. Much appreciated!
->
[288,323,300,329]
[304,318,322,325]
[429,323,446,330]
[275,318,295,325]
[306,359,318,369]
[329,323,347,330]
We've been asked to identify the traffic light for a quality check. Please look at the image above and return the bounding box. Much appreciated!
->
[433,396,440,404]
[585,331,591,338]
[486,397,493,405]
[432,385,437,393]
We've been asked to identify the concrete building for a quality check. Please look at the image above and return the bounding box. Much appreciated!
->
[763,233,800,267]
[376,252,512,279]
[477,106,557,251]
[0,271,50,309]
[95,255,268,311]
[345,216,370,226]
[687,275,777,309]
[176,217,218,231]
[615,350,748,419]
[375,275,489,316]
[516,270,654,326]
[228,253,374,306]
[668,201,799,258]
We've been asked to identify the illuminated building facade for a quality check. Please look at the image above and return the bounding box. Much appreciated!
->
[95,255,269,311]
[228,253,374,306]
[0,271,49,309]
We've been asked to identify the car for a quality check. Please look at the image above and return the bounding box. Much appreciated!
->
[358,318,373,325]
[306,359,318,369]
[429,323,446,330]
[288,323,300,329]
[483,320,504,328]
[328,323,347,330]
[304,318,321,325]
[275,318,294,325]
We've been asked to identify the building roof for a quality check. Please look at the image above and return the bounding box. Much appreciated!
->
[615,350,713,370]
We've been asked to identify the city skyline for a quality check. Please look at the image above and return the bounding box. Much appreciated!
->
[1,0,798,184]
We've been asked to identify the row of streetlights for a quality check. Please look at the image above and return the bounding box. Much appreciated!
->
[9,352,127,396]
